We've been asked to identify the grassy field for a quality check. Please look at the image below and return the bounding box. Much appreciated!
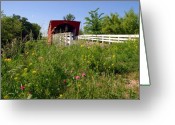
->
[1,39,139,99]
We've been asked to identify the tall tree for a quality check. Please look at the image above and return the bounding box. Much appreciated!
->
[1,16,22,47]
[12,14,41,40]
[31,23,42,40]
[84,8,104,34]
[1,13,42,48]
[121,9,139,34]
[101,13,121,34]
[63,13,75,21]
[79,28,84,35]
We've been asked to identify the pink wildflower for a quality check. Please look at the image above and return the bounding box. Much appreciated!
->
[82,72,86,77]
[75,76,80,80]
[63,79,66,84]
[20,85,25,90]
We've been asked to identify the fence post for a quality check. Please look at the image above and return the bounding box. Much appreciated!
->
[109,36,111,44]
[69,32,72,45]
[64,33,66,45]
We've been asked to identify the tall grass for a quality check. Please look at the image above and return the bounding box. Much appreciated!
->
[1,39,139,99]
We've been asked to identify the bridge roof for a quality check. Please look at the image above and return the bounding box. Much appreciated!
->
[48,20,80,32]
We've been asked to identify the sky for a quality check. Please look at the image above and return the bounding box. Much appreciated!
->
[1,1,139,36]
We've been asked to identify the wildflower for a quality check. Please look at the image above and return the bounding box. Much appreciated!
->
[32,70,37,74]
[22,73,27,77]
[4,95,9,99]
[20,85,25,90]
[32,52,35,56]
[63,79,66,84]
[14,77,18,81]
[27,93,32,99]
[112,55,115,58]
[59,94,63,98]
[38,56,44,61]
[24,68,28,72]
[81,72,86,77]
[29,63,32,66]
[4,58,11,62]
[75,76,80,80]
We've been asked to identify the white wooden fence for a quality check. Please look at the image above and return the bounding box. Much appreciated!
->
[78,34,139,43]
[52,32,73,45]
[52,33,139,45]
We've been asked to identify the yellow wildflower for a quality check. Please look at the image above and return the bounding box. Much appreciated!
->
[38,56,44,62]
[29,63,32,66]
[14,77,18,81]
[59,94,63,98]
[24,68,28,72]
[32,70,37,74]
[32,52,35,56]
[4,58,11,62]
[22,73,27,77]
[112,55,115,58]
[4,95,9,99]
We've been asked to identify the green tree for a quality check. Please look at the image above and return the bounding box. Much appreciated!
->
[63,13,75,21]
[101,13,121,34]
[1,13,42,48]
[1,16,22,47]
[31,23,42,40]
[84,8,104,34]
[79,28,84,35]
[12,14,41,40]
[121,9,139,34]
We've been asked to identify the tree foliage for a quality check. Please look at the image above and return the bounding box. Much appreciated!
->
[79,28,84,35]
[84,8,104,34]
[1,13,42,48]
[1,15,22,47]
[84,8,139,34]
[102,13,121,34]
[63,13,75,21]
[120,9,139,34]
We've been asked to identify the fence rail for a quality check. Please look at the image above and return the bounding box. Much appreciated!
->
[52,32,73,45]
[78,34,139,43]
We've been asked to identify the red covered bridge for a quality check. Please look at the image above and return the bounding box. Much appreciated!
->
[48,20,80,44]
